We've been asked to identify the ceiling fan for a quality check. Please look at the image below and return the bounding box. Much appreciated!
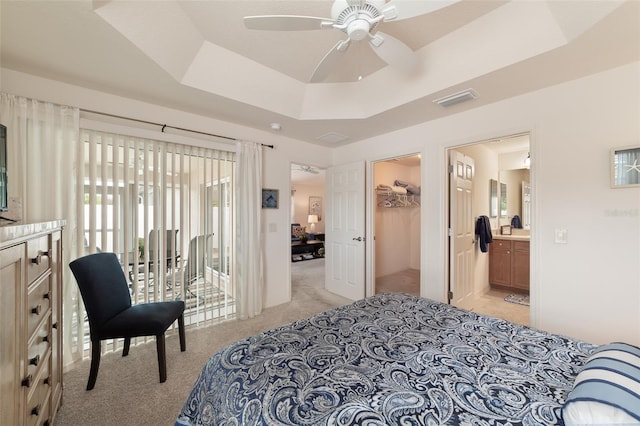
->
[244,0,459,83]
[296,165,320,174]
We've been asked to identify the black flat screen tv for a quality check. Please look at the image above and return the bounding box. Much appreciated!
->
[0,123,7,212]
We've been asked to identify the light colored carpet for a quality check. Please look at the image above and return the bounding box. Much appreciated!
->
[54,258,348,426]
[376,268,420,296]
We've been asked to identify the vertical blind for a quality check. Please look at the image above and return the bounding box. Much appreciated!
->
[73,129,236,357]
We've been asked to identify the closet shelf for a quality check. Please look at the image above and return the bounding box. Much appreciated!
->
[376,189,420,208]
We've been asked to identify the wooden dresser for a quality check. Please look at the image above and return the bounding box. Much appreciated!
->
[1,221,64,425]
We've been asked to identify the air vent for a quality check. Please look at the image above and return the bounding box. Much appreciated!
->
[433,89,477,107]
[317,132,349,144]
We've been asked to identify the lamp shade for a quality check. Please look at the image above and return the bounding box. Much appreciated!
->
[308,214,318,224]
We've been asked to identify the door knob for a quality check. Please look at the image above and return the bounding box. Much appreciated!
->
[352,237,363,242]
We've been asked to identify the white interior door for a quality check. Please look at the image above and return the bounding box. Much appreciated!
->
[449,150,475,309]
[325,161,365,300]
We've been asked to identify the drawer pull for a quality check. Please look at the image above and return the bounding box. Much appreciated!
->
[31,250,50,265]
[31,404,40,416]
[31,304,42,315]
[52,322,58,329]
[22,374,33,388]
[43,291,51,300]
[44,376,51,385]
[29,355,40,366]
[42,334,49,343]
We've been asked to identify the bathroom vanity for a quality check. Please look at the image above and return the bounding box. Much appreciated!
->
[489,235,530,292]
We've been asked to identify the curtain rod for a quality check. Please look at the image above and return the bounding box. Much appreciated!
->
[81,108,274,149]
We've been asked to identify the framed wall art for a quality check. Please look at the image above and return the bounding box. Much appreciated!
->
[262,188,279,209]
[309,196,322,219]
[611,145,640,188]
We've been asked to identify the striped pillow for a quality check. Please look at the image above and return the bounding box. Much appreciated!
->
[563,342,640,425]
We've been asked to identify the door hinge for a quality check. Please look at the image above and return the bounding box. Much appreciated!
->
[448,228,453,237]
[448,291,453,301]
[448,164,454,173]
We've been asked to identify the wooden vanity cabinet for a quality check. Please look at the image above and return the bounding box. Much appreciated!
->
[488,239,511,286]
[0,221,64,426]
[511,241,530,290]
[489,238,529,291]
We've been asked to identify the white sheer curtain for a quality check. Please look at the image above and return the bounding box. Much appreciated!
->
[235,140,263,319]
[0,93,82,363]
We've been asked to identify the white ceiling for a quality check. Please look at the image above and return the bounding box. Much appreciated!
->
[1,1,638,147]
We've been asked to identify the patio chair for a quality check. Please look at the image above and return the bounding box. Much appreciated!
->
[133,229,180,290]
[182,234,212,300]
[144,229,180,276]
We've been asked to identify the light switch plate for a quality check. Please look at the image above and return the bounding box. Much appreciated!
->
[554,228,568,244]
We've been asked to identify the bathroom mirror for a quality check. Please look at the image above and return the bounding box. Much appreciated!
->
[522,181,531,229]
[500,182,507,217]
[498,168,531,226]
[489,179,498,218]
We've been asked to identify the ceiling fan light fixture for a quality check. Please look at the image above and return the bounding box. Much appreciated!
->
[348,19,371,40]
[434,89,477,107]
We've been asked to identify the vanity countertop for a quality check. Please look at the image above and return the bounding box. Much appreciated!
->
[493,234,530,241]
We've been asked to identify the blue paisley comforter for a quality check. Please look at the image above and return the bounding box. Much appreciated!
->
[175,293,595,425]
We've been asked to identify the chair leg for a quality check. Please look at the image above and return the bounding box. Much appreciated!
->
[156,334,167,383]
[178,314,186,352]
[122,337,131,357]
[87,340,101,391]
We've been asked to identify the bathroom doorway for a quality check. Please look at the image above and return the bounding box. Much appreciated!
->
[447,134,531,326]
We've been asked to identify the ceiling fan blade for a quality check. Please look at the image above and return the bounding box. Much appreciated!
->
[310,39,351,83]
[382,0,460,21]
[244,15,333,31]
[369,32,417,71]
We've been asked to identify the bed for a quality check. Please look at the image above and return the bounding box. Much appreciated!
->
[175,293,640,425]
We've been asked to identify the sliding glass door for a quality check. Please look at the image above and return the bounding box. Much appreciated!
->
[75,129,236,356]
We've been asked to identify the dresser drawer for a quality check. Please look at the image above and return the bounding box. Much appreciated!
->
[27,316,52,380]
[27,235,51,284]
[27,276,52,339]
[26,357,51,426]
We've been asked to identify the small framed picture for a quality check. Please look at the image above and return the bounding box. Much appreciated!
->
[309,196,322,219]
[500,225,512,235]
[262,188,279,209]
[611,145,640,188]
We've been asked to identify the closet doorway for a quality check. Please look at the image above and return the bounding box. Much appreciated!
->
[373,155,421,296]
